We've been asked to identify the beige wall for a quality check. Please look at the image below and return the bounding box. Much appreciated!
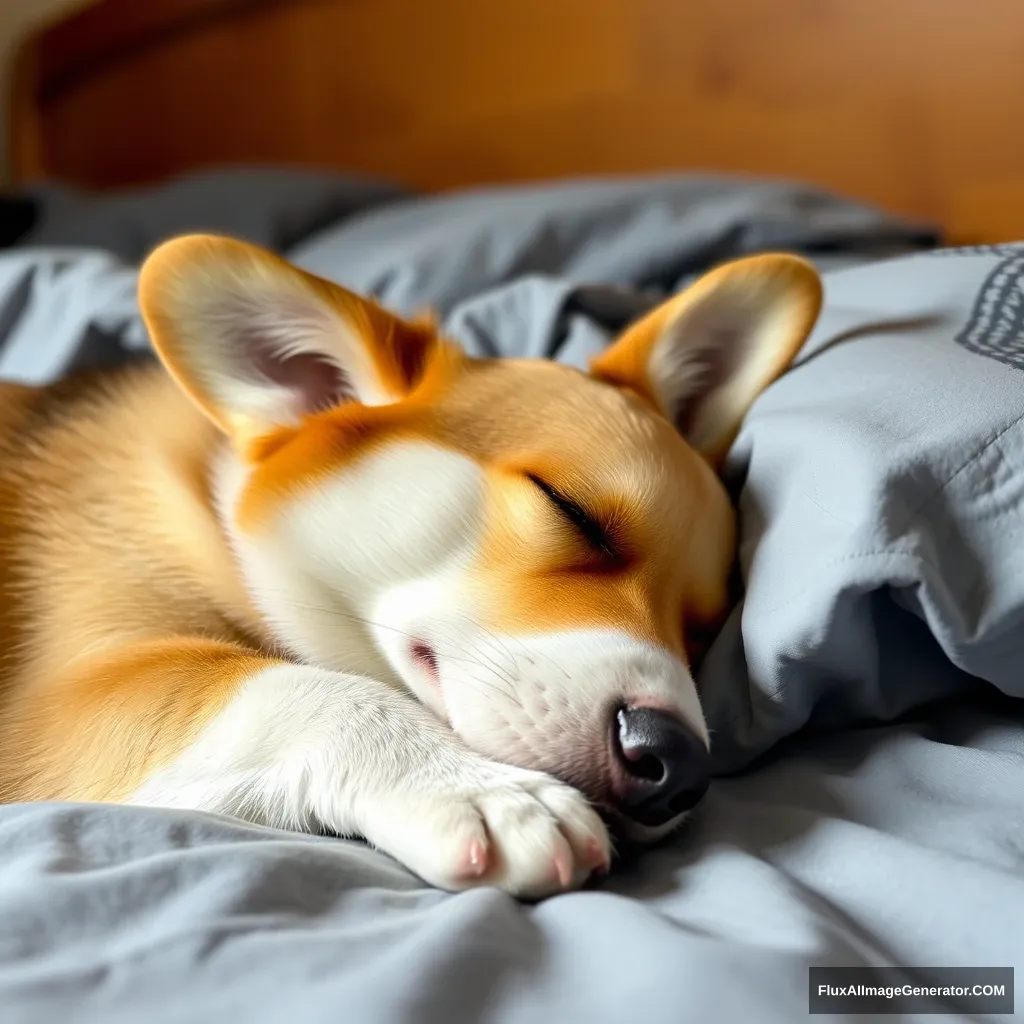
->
[0,0,93,179]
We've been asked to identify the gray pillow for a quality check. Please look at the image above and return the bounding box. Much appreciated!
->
[15,167,408,263]
[700,244,1024,772]
[290,174,935,317]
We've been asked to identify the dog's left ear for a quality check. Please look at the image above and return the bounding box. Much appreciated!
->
[590,254,821,466]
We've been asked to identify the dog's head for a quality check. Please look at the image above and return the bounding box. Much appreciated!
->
[139,236,820,842]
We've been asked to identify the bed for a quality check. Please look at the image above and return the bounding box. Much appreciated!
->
[2,2,1024,1022]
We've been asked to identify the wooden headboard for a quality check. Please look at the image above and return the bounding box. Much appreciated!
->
[10,0,1024,244]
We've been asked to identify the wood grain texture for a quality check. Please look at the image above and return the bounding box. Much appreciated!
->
[9,0,1024,242]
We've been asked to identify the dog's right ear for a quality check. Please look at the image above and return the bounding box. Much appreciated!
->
[139,235,437,449]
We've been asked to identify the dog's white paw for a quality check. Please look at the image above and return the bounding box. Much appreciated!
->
[364,760,611,899]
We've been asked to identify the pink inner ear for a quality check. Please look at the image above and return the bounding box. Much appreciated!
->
[248,339,354,414]
[669,335,734,439]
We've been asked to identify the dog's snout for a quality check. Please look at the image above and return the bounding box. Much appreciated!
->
[609,705,710,826]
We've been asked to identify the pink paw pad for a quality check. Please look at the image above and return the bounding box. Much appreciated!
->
[585,836,610,873]
[552,846,573,887]
[454,837,489,880]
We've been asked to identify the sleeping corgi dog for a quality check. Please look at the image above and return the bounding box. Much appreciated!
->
[0,238,820,898]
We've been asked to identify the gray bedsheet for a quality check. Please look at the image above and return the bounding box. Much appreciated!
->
[0,172,1020,1023]
[2,696,1020,1024]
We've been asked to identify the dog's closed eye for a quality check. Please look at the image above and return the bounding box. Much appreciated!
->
[527,474,620,562]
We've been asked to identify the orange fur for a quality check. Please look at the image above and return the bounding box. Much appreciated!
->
[0,365,274,801]
[4,637,283,802]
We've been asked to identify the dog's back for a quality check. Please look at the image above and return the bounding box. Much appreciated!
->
[0,366,264,803]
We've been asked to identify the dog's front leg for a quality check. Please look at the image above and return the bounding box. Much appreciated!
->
[111,645,611,898]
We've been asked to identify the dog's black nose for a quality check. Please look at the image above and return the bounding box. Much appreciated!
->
[609,706,710,827]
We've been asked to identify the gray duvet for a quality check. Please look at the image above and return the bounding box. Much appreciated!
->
[0,172,1020,1023]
